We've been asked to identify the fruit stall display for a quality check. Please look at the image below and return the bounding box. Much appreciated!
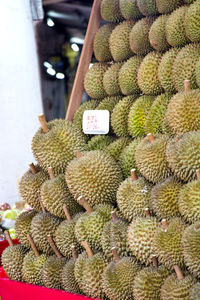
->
[1,0,200,299]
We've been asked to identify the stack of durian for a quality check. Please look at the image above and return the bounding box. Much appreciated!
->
[2,0,200,299]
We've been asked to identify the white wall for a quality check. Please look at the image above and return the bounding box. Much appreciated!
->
[0,1,43,205]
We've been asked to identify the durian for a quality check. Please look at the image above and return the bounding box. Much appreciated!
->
[100,0,123,23]
[156,0,183,13]
[196,57,200,87]
[189,282,200,300]
[96,95,122,113]
[149,15,170,52]
[137,0,158,16]
[119,0,142,20]
[105,137,131,161]
[87,135,114,151]
[185,1,200,42]
[74,251,88,293]
[103,62,123,96]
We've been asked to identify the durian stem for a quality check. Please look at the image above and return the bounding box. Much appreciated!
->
[27,234,40,257]
[184,80,191,92]
[29,163,37,175]
[74,150,82,159]
[196,169,200,181]
[48,167,55,180]
[112,247,120,262]
[47,235,63,259]
[174,265,184,280]
[196,225,200,229]
[4,230,13,247]
[81,241,93,258]
[77,196,93,213]
[131,169,138,181]
[147,133,154,143]
[111,211,118,222]
[161,219,168,231]
[39,196,46,213]
[71,245,78,261]
[152,256,158,268]
[145,208,151,218]
[63,205,72,221]
[38,113,49,133]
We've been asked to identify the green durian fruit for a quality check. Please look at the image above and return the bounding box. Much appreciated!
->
[87,135,114,151]
[137,0,158,16]
[119,0,142,20]
[100,0,123,23]
[96,95,122,113]
[161,115,172,135]
[149,15,170,52]
[103,62,123,96]
[105,137,131,161]
[189,283,200,300]
[74,251,88,293]
[196,58,200,87]
[185,1,200,42]
[156,0,183,13]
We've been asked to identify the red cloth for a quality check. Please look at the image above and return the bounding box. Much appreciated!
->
[0,267,8,278]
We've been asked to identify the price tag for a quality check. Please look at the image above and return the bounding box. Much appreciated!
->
[82,110,110,134]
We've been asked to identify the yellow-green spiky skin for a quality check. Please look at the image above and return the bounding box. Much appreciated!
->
[42,256,67,289]
[150,177,182,220]
[184,0,196,3]
[135,135,172,183]
[74,214,88,246]
[158,47,179,93]
[130,17,155,55]
[103,63,123,96]
[94,24,115,62]
[117,176,152,222]
[149,15,170,52]
[84,63,109,99]
[54,214,83,259]
[102,257,139,300]
[128,95,155,138]
[166,6,190,47]
[87,135,114,151]
[100,0,123,23]
[133,266,169,300]
[137,0,158,16]
[15,210,37,248]
[138,52,163,95]
[19,166,48,211]
[172,43,200,92]
[196,58,200,87]
[31,212,61,255]
[96,95,122,113]
[189,283,200,300]
[127,217,159,266]
[22,251,48,285]
[2,245,27,281]
[119,0,142,20]
[166,131,200,182]
[162,115,172,135]
[161,273,196,300]
[74,251,88,293]
[105,137,131,161]
[156,0,182,13]
[62,258,81,294]
[182,223,200,278]
[153,218,186,270]
[145,93,172,135]
[109,21,135,62]
[66,150,123,207]
[32,119,87,175]
[41,174,83,219]
[119,57,143,95]
[185,1,200,42]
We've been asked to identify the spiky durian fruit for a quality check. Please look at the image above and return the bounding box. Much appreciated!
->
[196,58,200,87]
[137,51,163,95]
[102,248,139,300]
[127,210,159,265]
[156,0,182,13]
[182,222,200,278]
[15,210,37,248]
[158,47,179,93]
[189,282,200,300]
[119,56,143,95]
[166,131,200,182]
[93,24,115,62]
[100,0,123,23]
[162,115,172,135]
[135,134,172,183]
[119,138,142,178]
[74,251,88,293]
[150,177,182,220]
[66,150,123,207]
[161,266,196,300]
[19,163,48,211]
[42,255,66,289]
[117,169,152,222]
[109,20,135,62]
[103,62,123,96]
[172,43,200,92]
[87,135,114,151]
[185,1,200,42]
[149,15,170,52]
[130,17,155,55]
[32,116,87,175]
[96,95,122,113]
[84,63,108,99]
[153,218,186,270]
[165,6,189,47]
[119,0,142,20]
[105,137,131,161]
[128,95,155,138]
[137,0,158,16]
[144,93,172,135]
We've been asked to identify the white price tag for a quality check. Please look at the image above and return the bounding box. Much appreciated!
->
[82,110,110,134]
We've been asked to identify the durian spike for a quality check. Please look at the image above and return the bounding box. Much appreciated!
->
[74,150,82,159]
[111,210,118,222]
[173,265,184,280]
[145,208,151,218]
[152,256,158,268]
[29,163,37,175]
[27,234,40,257]
[47,235,63,259]
[71,245,78,261]
[81,241,93,258]
[147,133,155,143]
[48,167,55,180]
[131,169,138,181]
[77,196,93,213]
[161,219,168,231]
[112,247,120,262]
[4,230,14,247]
[184,80,191,92]
[63,205,72,221]
[38,113,49,133]
[196,169,200,181]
